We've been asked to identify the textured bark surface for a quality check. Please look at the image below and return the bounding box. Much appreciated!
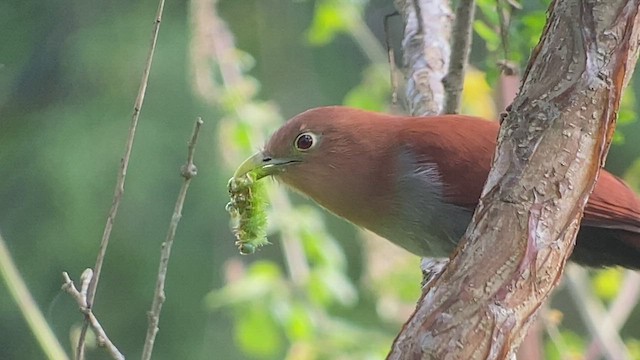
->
[394,0,453,116]
[388,0,640,359]
[442,0,475,114]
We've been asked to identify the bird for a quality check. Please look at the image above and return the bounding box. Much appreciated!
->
[235,106,640,269]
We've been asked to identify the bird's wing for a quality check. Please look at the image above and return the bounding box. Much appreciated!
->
[400,115,497,209]
[582,171,640,233]
[402,115,640,236]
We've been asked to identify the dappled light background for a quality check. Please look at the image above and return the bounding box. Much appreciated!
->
[2,0,640,359]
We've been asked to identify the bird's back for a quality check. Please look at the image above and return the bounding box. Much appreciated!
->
[399,114,640,267]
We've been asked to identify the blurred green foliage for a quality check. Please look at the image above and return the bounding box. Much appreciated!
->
[592,268,623,302]
[2,0,640,359]
[544,330,586,360]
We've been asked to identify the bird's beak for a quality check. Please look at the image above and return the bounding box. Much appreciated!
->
[233,151,299,180]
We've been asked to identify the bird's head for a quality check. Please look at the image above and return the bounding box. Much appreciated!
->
[234,106,399,227]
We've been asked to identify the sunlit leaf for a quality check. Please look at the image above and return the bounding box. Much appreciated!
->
[475,0,500,26]
[205,261,284,309]
[473,20,500,51]
[616,87,637,144]
[235,305,284,357]
[521,11,547,48]
[626,338,640,360]
[461,68,497,119]
[306,1,351,45]
[284,303,315,341]
[592,268,623,302]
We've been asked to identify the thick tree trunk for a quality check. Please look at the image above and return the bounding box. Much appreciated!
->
[389,0,640,359]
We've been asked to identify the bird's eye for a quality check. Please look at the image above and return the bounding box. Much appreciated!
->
[294,132,317,151]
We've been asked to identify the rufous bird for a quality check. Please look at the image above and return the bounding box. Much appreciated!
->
[236,106,640,269]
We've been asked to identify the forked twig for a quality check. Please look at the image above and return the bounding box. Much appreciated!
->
[62,271,124,360]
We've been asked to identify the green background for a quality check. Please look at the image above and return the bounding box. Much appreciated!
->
[2,0,640,359]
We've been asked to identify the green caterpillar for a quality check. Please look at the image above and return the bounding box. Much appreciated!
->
[226,172,269,255]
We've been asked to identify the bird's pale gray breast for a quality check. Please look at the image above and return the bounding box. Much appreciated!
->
[374,149,473,257]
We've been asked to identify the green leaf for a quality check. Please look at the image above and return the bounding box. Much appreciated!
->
[306,1,351,45]
[626,338,640,359]
[343,65,391,111]
[473,20,500,51]
[205,261,284,309]
[620,86,637,125]
[592,268,623,302]
[284,303,315,341]
[521,11,547,48]
[475,0,500,26]
[235,305,284,357]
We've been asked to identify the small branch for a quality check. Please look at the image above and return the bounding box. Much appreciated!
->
[384,12,400,106]
[62,271,124,360]
[584,270,640,360]
[0,232,69,360]
[77,0,166,358]
[498,70,520,111]
[141,118,204,360]
[442,0,476,114]
[394,0,453,115]
[347,6,388,64]
[565,266,631,360]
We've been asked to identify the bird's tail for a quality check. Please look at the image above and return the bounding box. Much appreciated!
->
[572,227,640,269]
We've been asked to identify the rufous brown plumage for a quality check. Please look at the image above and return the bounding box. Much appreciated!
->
[236,106,640,268]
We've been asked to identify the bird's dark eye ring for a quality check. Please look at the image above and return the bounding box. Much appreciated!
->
[294,132,317,151]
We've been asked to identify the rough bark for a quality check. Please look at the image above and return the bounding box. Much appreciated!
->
[394,0,453,116]
[388,0,640,359]
[442,0,475,114]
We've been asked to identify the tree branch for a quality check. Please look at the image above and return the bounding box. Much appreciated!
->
[141,118,203,360]
[443,0,476,114]
[394,0,453,116]
[75,0,166,358]
[388,0,640,358]
[62,271,124,360]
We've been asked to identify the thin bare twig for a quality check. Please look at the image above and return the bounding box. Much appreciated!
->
[62,271,124,360]
[442,0,476,114]
[347,8,388,65]
[141,118,203,360]
[565,266,630,360]
[76,0,166,358]
[0,232,69,360]
[384,12,400,106]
